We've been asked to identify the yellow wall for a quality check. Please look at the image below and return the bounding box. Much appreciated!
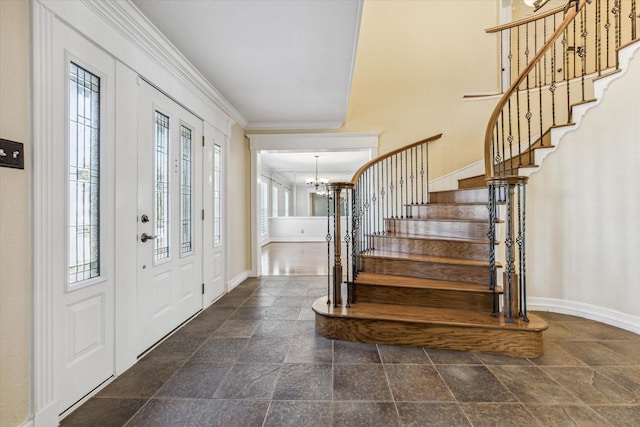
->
[342,0,502,178]
[228,124,252,279]
[0,1,31,425]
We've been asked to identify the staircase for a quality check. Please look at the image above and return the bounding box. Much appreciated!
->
[313,185,546,358]
[313,0,638,359]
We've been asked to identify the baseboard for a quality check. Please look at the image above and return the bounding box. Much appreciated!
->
[528,297,640,335]
[429,160,484,192]
[19,418,34,427]
[227,270,250,291]
[32,401,58,427]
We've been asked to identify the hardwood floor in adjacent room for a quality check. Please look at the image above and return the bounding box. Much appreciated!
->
[261,242,344,276]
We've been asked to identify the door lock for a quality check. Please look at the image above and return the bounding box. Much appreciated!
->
[140,232,157,242]
[140,214,150,223]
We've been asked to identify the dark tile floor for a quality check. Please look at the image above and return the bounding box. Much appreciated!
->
[62,276,640,426]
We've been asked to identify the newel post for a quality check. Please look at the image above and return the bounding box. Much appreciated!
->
[328,183,354,308]
[488,176,529,323]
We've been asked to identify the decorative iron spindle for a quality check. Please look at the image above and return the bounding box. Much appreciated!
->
[326,189,332,305]
[487,181,498,317]
[327,135,441,310]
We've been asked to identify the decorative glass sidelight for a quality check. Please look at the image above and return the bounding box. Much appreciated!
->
[68,63,101,284]
[180,125,193,254]
[154,111,170,261]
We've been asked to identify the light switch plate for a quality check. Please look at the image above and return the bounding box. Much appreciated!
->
[0,139,25,170]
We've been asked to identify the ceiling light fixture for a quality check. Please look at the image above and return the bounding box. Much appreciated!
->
[524,0,551,11]
[305,155,329,195]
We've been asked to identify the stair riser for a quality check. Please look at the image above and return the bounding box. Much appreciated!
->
[371,236,489,261]
[430,189,488,204]
[355,284,495,311]
[315,315,543,358]
[457,175,488,190]
[361,258,487,285]
[386,219,487,240]
[408,204,489,220]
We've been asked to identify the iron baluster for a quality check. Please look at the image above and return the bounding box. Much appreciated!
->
[326,184,331,305]
[521,184,528,322]
[344,193,351,308]
[487,182,497,317]
[505,181,514,323]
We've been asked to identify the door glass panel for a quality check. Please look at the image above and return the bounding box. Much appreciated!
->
[180,125,193,254]
[68,62,101,285]
[154,111,170,262]
[213,143,221,246]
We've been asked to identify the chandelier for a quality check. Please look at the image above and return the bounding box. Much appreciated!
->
[305,155,329,195]
[523,0,551,11]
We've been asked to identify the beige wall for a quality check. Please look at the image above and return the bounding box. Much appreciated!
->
[342,0,502,178]
[227,124,252,279]
[0,1,31,426]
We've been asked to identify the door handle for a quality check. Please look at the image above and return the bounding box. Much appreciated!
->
[140,232,158,243]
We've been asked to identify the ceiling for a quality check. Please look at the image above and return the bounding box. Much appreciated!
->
[130,0,367,183]
[131,0,363,130]
[260,150,370,184]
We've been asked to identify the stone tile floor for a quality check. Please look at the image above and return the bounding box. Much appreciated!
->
[62,276,640,426]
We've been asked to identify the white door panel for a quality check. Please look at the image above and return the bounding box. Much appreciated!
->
[137,80,203,353]
[203,125,226,303]
[53,23,116,413]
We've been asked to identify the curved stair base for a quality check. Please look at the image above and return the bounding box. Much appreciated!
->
[312,297,547,358]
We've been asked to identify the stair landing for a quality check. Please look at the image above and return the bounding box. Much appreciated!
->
[313,297,547,358]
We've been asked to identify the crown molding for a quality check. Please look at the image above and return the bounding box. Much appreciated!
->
[77,0,248,128]
[246,132,380,152]
[245,120,345,131]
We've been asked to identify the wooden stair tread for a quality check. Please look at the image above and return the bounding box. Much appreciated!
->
[374,233,492,245]
[406,202,488,206]
[354,272,500,293]
[361,249,497,267]
[312,297,547,332]
[391,217,489,224]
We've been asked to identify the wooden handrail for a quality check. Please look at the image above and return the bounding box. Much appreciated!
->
[484,0,586,177]
[350,133,442,184]
[485,5,565,33]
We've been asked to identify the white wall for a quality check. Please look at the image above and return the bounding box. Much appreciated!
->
[269,216,347,242]
[527,44,640,332]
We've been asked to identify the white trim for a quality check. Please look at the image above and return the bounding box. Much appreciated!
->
[19,419,34,427]
[228,270,251,291]
[32,3,60,426]
[247,132,380,151]
[246,120,345,131]
[529,297,640,335]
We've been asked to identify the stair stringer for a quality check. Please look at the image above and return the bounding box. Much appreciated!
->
[519,40,640,179]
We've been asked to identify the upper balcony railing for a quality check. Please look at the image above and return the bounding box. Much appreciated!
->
[484,0,638,179]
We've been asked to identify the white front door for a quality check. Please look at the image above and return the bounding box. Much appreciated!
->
[53,24,116,413]
[203,126,226,303]
[136,80,203,353]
